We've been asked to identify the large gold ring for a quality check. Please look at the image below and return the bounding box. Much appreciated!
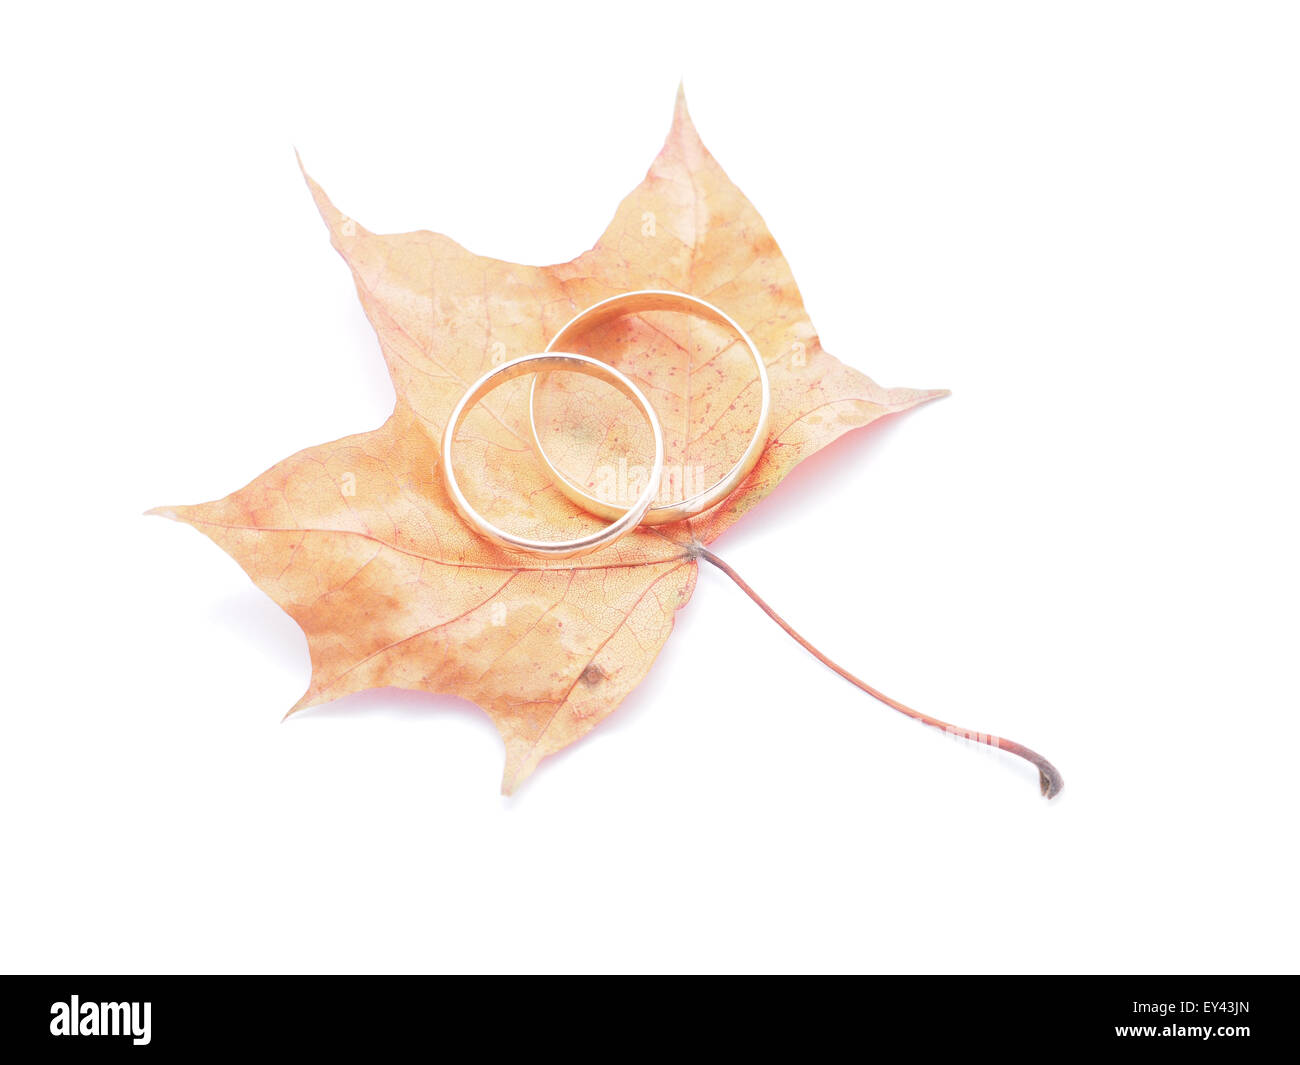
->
[529,290,770,525]
[442,352,665,559]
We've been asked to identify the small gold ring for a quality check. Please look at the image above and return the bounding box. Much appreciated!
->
[530,290,770,525]
[442,352,665,559]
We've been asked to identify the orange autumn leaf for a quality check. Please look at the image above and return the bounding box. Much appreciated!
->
[153,88,944,792]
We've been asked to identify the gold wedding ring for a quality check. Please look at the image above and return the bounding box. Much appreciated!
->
[529,290,770,525]
[441,352,665,559]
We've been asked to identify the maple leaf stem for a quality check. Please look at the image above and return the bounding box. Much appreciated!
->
[694,546,1064,799]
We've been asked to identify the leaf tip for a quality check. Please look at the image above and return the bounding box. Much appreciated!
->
[295,152,354,241]
[294,146,313,189]
[500,740,541,797]
[669,80,699,145]
[144,506,180,521]
[882,385,951,415]
[499,762,523,796]
[283,690,320,723]
[500,764,525,797]
[906,386,951,409]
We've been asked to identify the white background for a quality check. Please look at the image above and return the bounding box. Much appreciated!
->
[2,1,1297,974]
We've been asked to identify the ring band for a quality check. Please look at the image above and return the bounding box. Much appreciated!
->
[442,352,665,559]
[530,290,770,525]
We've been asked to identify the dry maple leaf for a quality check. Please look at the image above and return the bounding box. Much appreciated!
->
[153,88,1061,797]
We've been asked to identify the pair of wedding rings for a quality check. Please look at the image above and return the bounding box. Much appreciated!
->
[441,290,771,559]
